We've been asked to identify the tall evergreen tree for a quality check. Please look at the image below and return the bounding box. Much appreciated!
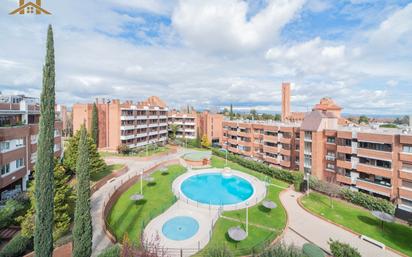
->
[91,103,99,146]
[229,104,233,120]
[73,125,92,257]
[34,24,55,257]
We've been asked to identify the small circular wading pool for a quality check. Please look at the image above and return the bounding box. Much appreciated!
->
[162,216,199,241]
[180,172,254,205]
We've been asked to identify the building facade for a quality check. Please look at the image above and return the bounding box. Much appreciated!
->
[198,111,224,145]
[222,84,412,215]
[168,111,198,139]
[0,94,62,200]
[73,96,168,151]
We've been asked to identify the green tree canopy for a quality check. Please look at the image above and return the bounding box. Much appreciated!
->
[91,103,99,146]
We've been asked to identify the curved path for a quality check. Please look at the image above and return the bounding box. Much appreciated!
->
[280,189,401,257]
[91,148,192,256]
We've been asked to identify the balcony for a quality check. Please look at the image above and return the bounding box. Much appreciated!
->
[279,137,291,144]
[228,146,239,154]
[280,160,291,168]
[357,163,392,177]
[263,134,277,142]
[325,155,336,161]
[263,145,278,154]
[237,131,250,138]
[400,152,412,163]
[237,140,252,147]
[120,116,134,121]
[337,160,352,170]
[336,174,353,185]
[120,125,135,130]
[228,138,238,145]
[357,148,392,161]
[0,167,26,188]
[265,156,278,165]
[399,187,412,200]
[356,179,392,197]
[337,145,352,154]
[400,169,412,181]
[280,148,291,156]
[149,115,159,119]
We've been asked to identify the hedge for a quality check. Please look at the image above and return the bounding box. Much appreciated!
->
[213,148,396,214]
[97,244,121,257]
[0,233,33,257]
[211,148,298,183]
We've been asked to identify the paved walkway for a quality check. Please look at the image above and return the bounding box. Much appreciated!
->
[91,148,191,256]
[280,189,401,257]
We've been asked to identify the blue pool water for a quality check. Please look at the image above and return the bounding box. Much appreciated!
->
[180,172,254,205]
[162,216,199,241]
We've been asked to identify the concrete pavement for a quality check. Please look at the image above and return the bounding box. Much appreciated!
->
[280,189,401,257]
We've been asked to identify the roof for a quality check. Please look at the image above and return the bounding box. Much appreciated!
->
[9,2,51,15]
[313,97,342,111]
[301,110,338,132]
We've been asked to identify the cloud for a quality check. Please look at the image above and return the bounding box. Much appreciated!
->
[172,0,305,53]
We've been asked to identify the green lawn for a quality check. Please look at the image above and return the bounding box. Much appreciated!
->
[301,192,412,256]
[90,164,125,182]
[196,156,288,256]
[106,164,186,244]
[99,146,170,158]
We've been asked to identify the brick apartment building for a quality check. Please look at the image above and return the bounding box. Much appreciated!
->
[0,94,63,200]
[168,111,198,139]
[222,83,412,215]
[73,96,169,151]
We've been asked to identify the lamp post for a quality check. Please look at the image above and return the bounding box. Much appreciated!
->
[140,170,143,195]
[245,201,249,235]
[304,170,310,194]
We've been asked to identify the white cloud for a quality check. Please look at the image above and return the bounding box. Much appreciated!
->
[172,0,305,53]
[306,0,331,12]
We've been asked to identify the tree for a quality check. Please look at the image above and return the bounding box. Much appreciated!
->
[91,103,99,147]
[19,160,75,240]
[169,124,180,141]
[250,109,258,120]
[358,115,369,124]
[201,134,211,148]
[229,104,234,120]
[274,114,281,121]
[63,129,106,175]
[34,24,55,257]
[117,144,131,155]
[73,126,92,257]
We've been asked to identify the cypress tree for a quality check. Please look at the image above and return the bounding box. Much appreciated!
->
[34,24,55,257]
[230,104,233,120]
[73,125,92,257]
[91,103,99,146]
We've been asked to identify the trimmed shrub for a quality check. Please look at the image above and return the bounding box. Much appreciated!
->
[0,199,29,230]
[0,234,33,257]
[97,244,121,257]
[302,243,325,257]
[339,188,395,214]
[328,239,361,257]
[259,243,306,257]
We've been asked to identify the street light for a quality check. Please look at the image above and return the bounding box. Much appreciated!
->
[140,170,143,194]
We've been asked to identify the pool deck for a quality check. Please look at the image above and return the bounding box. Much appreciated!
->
[143,168,267,256]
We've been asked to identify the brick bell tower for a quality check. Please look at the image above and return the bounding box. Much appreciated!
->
[281,82,291,122]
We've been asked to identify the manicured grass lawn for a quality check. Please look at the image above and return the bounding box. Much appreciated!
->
[301,192,412,256]
[196,156,288,256]
[107,164,186,245]
[99,146,170,158]
[90,164,125,182]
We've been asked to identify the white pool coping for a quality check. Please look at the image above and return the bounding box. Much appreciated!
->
[172,168,267,211]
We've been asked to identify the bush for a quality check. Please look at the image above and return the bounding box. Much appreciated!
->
[0,234,33,257]
[339,188,395,214]
[259,243,306,257]
[302,243,325,257]
[204,245,233,257]
[328,239,361,257]
[117,144,131,155]
[0,199,29,230]
[97,244,121,257]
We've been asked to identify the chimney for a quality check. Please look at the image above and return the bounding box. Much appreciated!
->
[281,82,291,122]
[35,0,41,14]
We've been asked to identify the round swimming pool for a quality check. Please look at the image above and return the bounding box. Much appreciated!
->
[180,172,254,205]
[162,216,199,241]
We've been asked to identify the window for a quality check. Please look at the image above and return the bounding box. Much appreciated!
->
[403,180,412,189]
[327,137,336,144]
[359,141,392,152]
[16,158,24,169]
[403,145,412,153]
[15,138,24,147]
[0,142,10,152]
[402,163,412,172]
[327,163,335,170]
[1,164,10,176]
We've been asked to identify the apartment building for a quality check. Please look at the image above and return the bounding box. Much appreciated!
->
[198,111,224,145]
[168,111,198,139]
[0,94,63,200]
[73,96,168,151]
[222,83,412,216]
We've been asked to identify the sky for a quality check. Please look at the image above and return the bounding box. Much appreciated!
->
[0,0,411,115]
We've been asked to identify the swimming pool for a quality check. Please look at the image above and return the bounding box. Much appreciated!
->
[180,172,254,205]
[162,216,199,241]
